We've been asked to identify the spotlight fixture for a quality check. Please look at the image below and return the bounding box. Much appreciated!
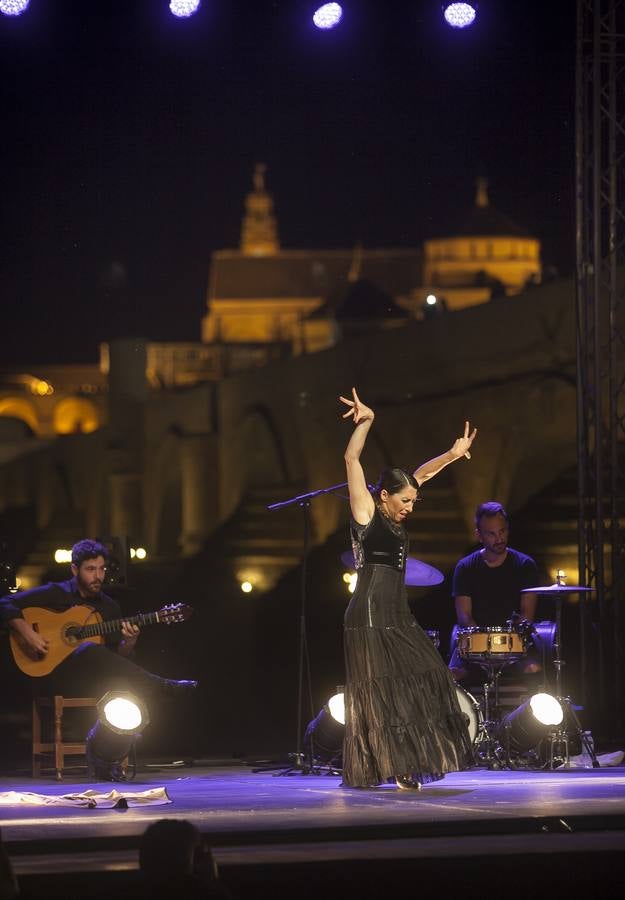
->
[0,0,30,16]
[499,693,564,754]
[425,294,437,306]
[313,3,343,30]
[327,690,345,725]
[169,0,201,19]
[130,547,148,560]
[342,571,358,593]
[304,690,345,766]
[86,691,150,781]
[442,2,477,29]
[54,549,72,564]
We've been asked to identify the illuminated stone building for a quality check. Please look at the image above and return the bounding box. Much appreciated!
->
[413,177,542,311]
[201,164,421,360]
[0,369,104,439]
[0,166,556,590]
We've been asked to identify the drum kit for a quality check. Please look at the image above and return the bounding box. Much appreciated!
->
[342,552,598,770]
[453,579,597,768]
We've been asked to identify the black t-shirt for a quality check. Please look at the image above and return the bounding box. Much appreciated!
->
[452,548,539,625]
[0,577,123,648]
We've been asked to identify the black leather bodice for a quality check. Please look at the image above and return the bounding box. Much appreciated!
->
[350,507,408,573]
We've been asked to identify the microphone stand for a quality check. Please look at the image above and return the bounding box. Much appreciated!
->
[252,481,349,776]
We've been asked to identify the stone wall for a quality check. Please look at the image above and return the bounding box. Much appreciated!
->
[216,277,578,542]
[0,276,585,561]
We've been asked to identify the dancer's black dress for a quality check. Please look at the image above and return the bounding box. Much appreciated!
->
[343,506,472,787]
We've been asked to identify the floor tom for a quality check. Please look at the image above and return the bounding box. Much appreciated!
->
[454,684,483,746]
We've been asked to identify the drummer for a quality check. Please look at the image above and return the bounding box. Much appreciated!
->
[449,501,540,682]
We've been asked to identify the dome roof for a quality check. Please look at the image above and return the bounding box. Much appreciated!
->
[432,178,532,240]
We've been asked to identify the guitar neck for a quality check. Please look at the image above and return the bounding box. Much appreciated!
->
[79,610,161,639]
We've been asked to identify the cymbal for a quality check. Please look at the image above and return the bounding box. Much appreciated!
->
[340,551,444,587]
[521,584,595,594]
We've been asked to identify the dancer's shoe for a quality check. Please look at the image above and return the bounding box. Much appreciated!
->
[395,774,422,791]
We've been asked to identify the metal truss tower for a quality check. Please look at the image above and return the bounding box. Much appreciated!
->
[576,0,625,727]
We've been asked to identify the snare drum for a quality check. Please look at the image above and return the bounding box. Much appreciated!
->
[457,626,527,662]
[454,684,483,746]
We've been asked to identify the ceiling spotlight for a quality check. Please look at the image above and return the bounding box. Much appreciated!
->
[442,2,477,29]
[313,3,343,30]
[426,294,437,306]
[169,0,201,18]
[0,0,30,15]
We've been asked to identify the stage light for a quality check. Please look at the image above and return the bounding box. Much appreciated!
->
[304,690,345,765]
[169,0,201,19]
[313,3,343,30]
[342,571,357,593]
[499,693,564,754]
[442,2,477,29]
[241,581,253,593]
[0,0,30,16]
[86,691,150,781]
[54,549,72,563]
[327,690,345,725]
[426,294,437,306]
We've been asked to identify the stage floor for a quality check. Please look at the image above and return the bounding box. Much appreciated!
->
[3,764,625,868]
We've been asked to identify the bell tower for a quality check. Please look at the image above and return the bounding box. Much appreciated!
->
[240,163,280,257]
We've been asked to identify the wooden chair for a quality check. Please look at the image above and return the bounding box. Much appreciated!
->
[32,695,98,780]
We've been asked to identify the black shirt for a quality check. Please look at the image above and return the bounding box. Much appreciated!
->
[452,548,539,625]
[0,578,123,648]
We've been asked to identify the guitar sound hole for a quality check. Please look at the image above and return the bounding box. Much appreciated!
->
[65,626,81,643]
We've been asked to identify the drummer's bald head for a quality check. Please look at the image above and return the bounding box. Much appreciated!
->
[475,501,509,527]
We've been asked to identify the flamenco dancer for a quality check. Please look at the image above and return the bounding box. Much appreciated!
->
[340,387,477,790]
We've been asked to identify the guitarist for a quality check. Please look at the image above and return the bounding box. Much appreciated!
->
[0,539,197,700]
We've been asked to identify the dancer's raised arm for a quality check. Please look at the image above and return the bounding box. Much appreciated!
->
[340,387,376,525]
[413,421,477,486]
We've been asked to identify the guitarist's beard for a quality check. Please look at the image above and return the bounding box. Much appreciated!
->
[77,577,103,598]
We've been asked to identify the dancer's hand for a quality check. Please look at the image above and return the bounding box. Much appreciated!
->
[339,388,375,425]
[450,421,477,460]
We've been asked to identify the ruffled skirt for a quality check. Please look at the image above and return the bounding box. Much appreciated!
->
[343,564,471,787]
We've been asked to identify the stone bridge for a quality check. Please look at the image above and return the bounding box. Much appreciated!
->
[0,276,583,586]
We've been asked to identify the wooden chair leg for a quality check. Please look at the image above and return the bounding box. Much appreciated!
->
[32,695,99,779]
[54,695,64,781]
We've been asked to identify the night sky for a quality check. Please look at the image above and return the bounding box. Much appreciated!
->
[1,0,575,364]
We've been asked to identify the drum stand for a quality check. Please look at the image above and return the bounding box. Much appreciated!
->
[475,662,510,768]
[547,593,599,769]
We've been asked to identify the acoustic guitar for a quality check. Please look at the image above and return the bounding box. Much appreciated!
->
[9,603,193,677]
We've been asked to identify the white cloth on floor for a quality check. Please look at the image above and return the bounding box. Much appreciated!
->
[0,786,171,808]
[559,750,624,769]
